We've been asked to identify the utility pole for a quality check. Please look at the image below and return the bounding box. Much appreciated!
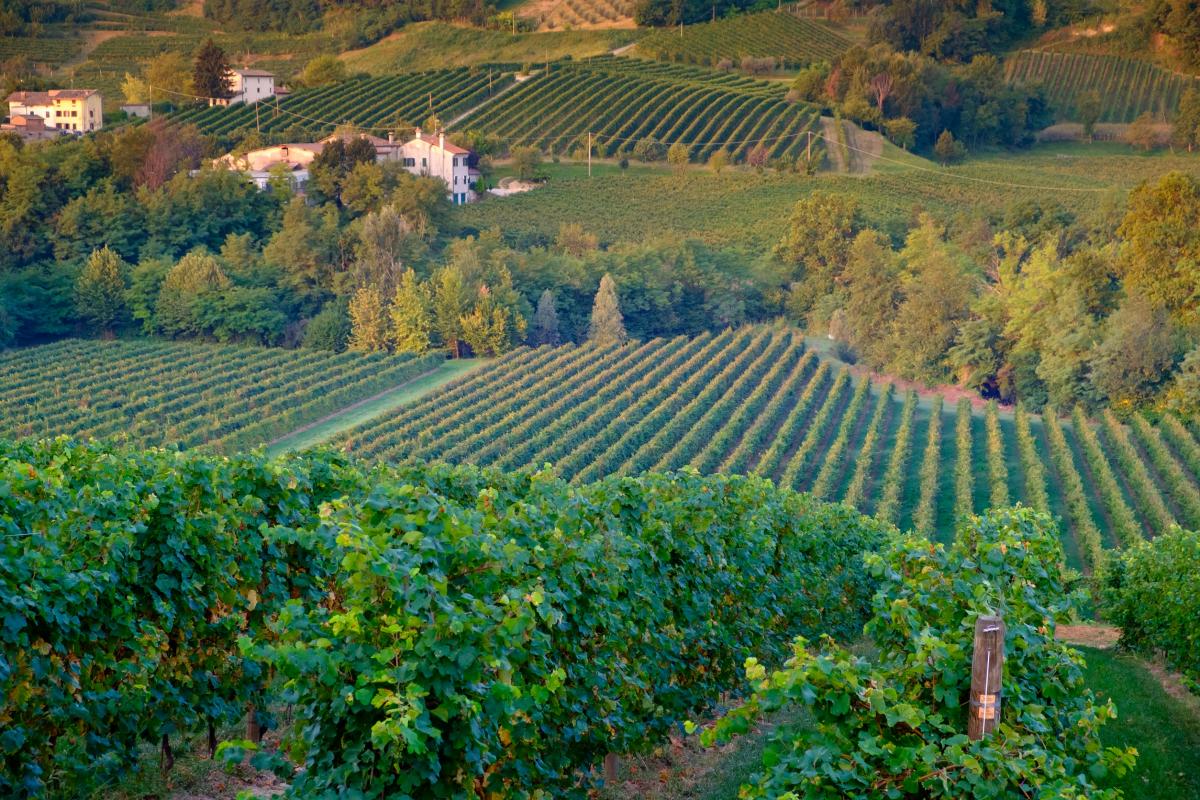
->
[255,101,260,133]
[806,129,812,163]
[588,131,592,177]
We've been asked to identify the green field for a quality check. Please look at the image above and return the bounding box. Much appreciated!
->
[327,327,1200,567]
[0,339,442,452]
[1005,49,1200,122]
[339,21,639,74]
[458,145,1197,250]
[451,57,822,161]
[635,12,853,68]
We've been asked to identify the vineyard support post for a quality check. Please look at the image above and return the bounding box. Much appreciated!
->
[588,131,592,177]
[968,615,1005,740]
[604,752,619,784]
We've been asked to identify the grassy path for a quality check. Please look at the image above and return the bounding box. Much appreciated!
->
[265,359,486,457]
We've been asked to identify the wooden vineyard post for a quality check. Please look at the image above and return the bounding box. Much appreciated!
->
[603,752,619,784]
[968,615,1005,740]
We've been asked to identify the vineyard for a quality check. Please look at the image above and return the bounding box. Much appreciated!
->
[333,327,1200,567]
[454,58,824,161]
[523,0,638,29]
[1004,50,1200,122]
[636,12,853,69]
[0,339,442,452]
[169,67,513,137]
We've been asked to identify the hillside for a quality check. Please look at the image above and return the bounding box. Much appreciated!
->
[635,11,853,69]
[328,326,1200,572]
[338,21,639,74]
[1006,50,1200,122]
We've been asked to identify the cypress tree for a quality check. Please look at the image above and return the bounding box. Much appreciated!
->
[193,39,232,101]
[588,273,627,345]
[390,268,432,353]
[75,246,129,337]
[531,289,561,346]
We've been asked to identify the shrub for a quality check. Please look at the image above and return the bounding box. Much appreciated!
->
[1104,527,1200,693]
[705,507,1138,799]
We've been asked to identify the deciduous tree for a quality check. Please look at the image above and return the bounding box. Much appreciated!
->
[390,268,433,353]
[348,286,389,352]
[74,246,129,337]
[588,273,627,345]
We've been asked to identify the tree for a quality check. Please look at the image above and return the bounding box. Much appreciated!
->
[632,138,665,162]
[588,273,627,345]
[1090,292,1182,406]
[555,222,597,257]
[708,149,730,173]
[145,51,193,101]
[933,129,964,164]
[667,142,690,171]
[1123,111,1160,151]
[460,285,524,357]
[299,54,346,88]
[776,192,861,321]
[302,302,350,351]
[348,286,389,352]
[193,39,231,101]
[1075,91,1102,142]
[121,73,149,104]
[1117,171,1200,324]
[431,266,470,357]
[1172,87,1200,152]
[530,289,561,346]
[155,250,230,337]
[510,146,542,181]
[841,230,900,367]
[883,117,916,150]
[390,268,433,353]
[868,71,895,114]
[74,247,129,337]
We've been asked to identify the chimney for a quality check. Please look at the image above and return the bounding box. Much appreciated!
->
[439,132,445,150]
[415,127,421,139]
[388,131,394,144]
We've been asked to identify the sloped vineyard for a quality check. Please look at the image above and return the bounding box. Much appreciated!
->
[333,327,1200,561]
[636,12,853,69]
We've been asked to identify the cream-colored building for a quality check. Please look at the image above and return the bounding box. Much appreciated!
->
[5,89,103,133]
[392,128,479,204]
[209,68,275,106]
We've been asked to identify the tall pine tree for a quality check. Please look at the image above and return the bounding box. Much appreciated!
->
[75,247,129,338]
[390,268,432,353]
[588,273,627,345]
[193,40,231,101]
[531,289,561,346]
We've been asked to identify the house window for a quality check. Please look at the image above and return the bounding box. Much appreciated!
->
[421,157,427,167]
[403,157,415,167]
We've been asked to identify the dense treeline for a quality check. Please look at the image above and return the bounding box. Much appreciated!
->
[0,437,889,797]
[789,44,1053,152]
[780,177,1200,415]
[0,123,775,356]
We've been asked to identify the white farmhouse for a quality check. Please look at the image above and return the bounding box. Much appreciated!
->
[395,128,479,205]
[209,68,275,106]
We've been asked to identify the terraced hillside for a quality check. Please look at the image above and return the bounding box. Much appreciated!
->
[170,68,514,137]
[333,327,1200,569]
[0,339,441,452]
[455,58,824,161]
[1005,50,1200,122]
[636,12,853,68]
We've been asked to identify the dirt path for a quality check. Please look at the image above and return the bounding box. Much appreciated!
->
[265,359,485,456]
[446,78,525,129]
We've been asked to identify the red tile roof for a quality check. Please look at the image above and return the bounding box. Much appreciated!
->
[413,131,470,155]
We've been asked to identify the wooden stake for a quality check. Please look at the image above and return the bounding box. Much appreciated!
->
[968,615,1005,740]
[603,752,619,784]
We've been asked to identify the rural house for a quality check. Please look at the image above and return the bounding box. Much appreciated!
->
[393,128,479,205]
[215,129,479,203]
[209,68,275,106]
[5,89,103,133]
